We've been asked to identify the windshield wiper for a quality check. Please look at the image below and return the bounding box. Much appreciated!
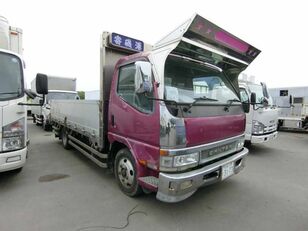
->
[145,95,185,116]
[183,96,218,112]
[224,98,242,111]
[145,96,179,106]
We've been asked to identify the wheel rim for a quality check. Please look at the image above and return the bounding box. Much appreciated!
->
[117,157,135,189]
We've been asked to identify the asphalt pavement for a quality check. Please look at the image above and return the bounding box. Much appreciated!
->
[0,122,307,231]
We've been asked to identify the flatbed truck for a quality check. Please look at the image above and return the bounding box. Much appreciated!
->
[50,14,261,202]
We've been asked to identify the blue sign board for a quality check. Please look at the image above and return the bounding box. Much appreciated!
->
[110,33,144,52]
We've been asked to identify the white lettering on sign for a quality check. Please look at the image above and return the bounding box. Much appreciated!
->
[114,35,122,45]
[124,39,132,48]
[134,41,142,51]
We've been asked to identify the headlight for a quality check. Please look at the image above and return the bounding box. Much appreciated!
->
[252,120,265,134]
[174,153,199,167]
[2,118,25,151]
[2,137,25,151]
[160,152,199,171]
[236,139,245,151]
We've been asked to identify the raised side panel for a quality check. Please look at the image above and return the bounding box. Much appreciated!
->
[51,100,100,143]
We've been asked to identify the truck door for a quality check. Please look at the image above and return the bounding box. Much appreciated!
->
[109,60,159,160]
[239,87,252,136]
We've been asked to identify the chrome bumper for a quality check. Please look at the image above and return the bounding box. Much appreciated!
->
[156,148,248,203]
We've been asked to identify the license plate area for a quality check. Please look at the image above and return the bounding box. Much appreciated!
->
[221,162,235,180]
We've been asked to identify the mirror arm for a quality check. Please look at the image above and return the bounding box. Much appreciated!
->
[24,89,37,99]
[19,94,45,106]
[18,102,42,106]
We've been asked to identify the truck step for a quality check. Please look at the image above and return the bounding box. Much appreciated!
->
[138,176,158,189]
[68,135,107,159]
[68,140,107,168]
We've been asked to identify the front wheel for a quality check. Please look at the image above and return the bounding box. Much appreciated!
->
[43,119,51,131]
[42,120,48,131]
[244,140,252,148]
[114,148,142,197]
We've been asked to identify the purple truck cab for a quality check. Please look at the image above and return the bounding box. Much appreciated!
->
[51,14,260,202]
[106,14,260,202]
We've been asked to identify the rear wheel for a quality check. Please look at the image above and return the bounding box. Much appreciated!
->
[61,129,71,150]
[114,148,142,197]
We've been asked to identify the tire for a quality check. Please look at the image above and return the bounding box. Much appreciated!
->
[43,119,51,131]
[245,140,252,148]
[61,129,71,150]
[42,120,47,131]
[114,148,143,197]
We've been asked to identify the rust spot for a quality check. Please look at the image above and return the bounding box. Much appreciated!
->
[39,174,70,182]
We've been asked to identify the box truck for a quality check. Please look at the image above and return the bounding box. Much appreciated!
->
[50,14,261,202]
[269,86,308,131]
[239,79,278,144]
[0,15,47,173]
[31,74,79,130]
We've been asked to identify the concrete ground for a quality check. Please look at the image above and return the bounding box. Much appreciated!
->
[0,122,307,231]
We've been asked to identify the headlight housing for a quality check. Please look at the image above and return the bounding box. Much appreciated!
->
[252,120,265,134]
[2,118,25,152]
[236,138,245,151]
[160,152,199,171]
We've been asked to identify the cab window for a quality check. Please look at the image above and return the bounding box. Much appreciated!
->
[117,63,154,113]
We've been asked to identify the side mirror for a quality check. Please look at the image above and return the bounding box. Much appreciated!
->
[250,92,256,104]
[242,102,250,113]
[135,61,153,94]
[36,73,48,95]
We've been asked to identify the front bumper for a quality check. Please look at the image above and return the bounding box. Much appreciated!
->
[0,147,27,172]
[156,148,248,202]
[251,131,278,144]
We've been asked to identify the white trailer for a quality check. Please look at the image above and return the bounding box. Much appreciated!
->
[239,80,278,144]
[31,74,79,130]
[269,86,308,131]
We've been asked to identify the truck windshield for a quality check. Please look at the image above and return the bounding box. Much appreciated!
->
[164,55,240,105]
[0,52,23,101]
[47,92,78,102]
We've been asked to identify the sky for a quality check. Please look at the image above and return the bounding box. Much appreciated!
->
[1,0,308,91]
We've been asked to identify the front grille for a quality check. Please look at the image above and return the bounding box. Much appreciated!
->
[264,124,277,133]
[200,141,237,164]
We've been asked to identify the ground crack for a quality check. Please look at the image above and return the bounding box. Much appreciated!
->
[77,205,147,230]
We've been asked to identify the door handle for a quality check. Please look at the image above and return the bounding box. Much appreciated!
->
[111,114,115,127]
